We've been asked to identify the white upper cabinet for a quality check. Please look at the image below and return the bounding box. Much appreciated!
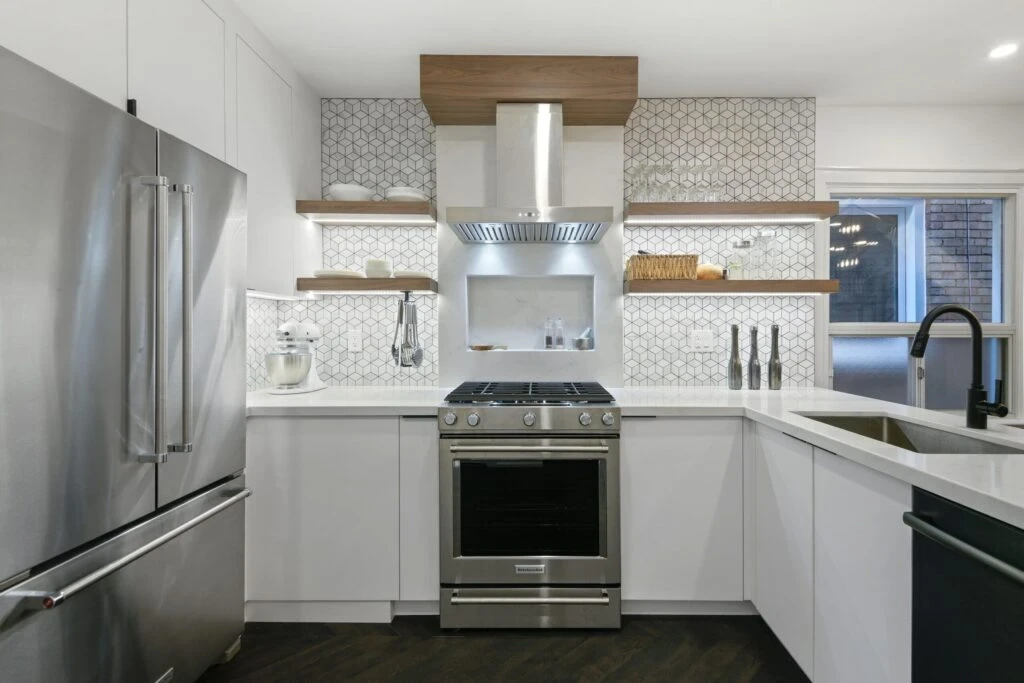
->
[127,0,227,159]
[621,417,744,602]
[753,424,814,678]
[236,39,298,295]
[0,0,127,107]
[813,447,912,683]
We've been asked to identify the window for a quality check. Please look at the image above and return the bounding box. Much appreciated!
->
[828,197,1012,411]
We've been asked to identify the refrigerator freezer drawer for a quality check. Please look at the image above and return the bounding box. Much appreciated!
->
[0,478,248,683]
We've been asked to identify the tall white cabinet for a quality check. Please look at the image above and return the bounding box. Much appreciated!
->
[0,0,127,107]
[620,417,744,603]
[236,40,304,296]
[813,448,912,683]
[127,0,227,159]
[0,0,321,297]
[752,424,814,678]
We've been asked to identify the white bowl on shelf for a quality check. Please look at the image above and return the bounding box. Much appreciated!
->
[327,183,373,201]
[364,258,393,278]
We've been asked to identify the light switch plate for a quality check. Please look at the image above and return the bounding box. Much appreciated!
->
[347,328,362,353]
[690,328,714,352]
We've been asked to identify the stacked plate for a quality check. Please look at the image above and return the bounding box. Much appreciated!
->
[384,186,428,202]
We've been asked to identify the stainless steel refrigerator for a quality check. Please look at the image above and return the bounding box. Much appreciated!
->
[0,46,248,683]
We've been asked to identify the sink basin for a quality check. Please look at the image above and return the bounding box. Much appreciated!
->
[799,414,1024,454]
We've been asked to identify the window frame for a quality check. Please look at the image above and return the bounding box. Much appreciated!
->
[815,170,1024,414]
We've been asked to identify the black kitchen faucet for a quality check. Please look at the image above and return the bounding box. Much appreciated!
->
[910,304,1008,429]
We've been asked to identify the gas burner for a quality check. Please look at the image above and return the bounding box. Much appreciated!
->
[445,381,614,405]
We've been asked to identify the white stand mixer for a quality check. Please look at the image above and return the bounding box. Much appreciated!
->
[266,321,327,395]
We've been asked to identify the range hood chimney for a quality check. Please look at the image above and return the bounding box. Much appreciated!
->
[446,103,613,244]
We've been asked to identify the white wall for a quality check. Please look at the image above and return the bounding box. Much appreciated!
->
[817,105,1024,171]
[437,126,625,387]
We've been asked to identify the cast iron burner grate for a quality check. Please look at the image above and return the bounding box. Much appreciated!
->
[445,381,615,405]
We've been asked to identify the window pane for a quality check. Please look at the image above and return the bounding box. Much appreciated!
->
[925,199,1001,323]
[923,338,1006,411]
[829,214,900,322]
[830,197,1004,324]
[832,337,912,404]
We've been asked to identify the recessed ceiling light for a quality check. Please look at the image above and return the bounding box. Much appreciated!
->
[989,43,1019,59]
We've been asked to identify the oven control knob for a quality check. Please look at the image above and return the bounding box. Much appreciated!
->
[579,412,592,427]
[602,412,615,426]
[467,412,480,427]
[443,412,457,426]
[523,412,537,427]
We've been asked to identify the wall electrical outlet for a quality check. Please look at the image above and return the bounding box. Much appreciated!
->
[347,328,363,353]
[690,328,715,352]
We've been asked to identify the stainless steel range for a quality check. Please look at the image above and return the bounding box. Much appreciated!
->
[438,381,621,629]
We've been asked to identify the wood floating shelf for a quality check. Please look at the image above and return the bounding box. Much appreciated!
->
[420,54,638,126]
[296,277,439,293]
[624,201,840,225]
[296,200,436,225]
[624,279,840,295]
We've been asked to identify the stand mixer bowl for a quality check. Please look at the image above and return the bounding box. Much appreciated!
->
[265,347,312,387]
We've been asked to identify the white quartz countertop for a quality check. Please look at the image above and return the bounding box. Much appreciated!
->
[247,385,1024,530]
[247,386,448,416]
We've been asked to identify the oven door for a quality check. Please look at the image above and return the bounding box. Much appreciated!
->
[440,437,620,586]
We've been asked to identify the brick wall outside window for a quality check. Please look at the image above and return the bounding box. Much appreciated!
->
[925,199,996,322]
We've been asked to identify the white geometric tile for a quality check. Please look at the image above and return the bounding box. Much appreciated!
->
[622,98,818,387]
[624,225,814,279]
[279,294,439,387]
[623,296,816,387]
[625,98,815,202]
[321,98,436,200]
[246,296,281,391]
[322,225,437,277]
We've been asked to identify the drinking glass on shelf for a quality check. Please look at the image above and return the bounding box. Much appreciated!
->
[757,229,779,279]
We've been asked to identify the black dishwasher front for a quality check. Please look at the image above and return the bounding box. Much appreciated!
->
[907,488,1024,683]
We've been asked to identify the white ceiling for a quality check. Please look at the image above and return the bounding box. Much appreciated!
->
[234,0,1024,104]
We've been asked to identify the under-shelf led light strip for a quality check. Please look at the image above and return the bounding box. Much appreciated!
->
[624,216,824,226]
[311,216,437,226]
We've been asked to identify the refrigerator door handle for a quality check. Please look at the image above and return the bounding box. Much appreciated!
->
[168,184,193,454]
[138,176,170,464]
[25,488,251,611]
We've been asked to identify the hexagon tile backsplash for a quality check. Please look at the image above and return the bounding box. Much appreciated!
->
[246,223,439,391]
[623,296,816,387]
[621,97,818,387]
[321,98,435,200]
[245,96,821,390]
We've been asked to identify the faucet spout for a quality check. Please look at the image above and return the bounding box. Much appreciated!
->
[910,304,1005,429]
[910,304,983,389]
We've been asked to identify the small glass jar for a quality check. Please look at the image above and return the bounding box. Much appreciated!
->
[727,239,754,280]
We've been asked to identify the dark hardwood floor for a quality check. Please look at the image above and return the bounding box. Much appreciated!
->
[198,616,809,682]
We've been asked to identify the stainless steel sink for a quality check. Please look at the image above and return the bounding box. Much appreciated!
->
[800,414,1024,454]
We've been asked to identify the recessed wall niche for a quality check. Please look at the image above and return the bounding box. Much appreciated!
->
[466,275,596,351]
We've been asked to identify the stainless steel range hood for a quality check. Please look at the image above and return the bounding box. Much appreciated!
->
[446,103,613,244]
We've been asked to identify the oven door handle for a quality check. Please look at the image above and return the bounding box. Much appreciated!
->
[448,445,609,454]
[450,594,610,606]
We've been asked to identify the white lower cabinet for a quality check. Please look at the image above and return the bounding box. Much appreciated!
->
[753,424,814,677]
[399,417,440,601]
[621,417,743,601]
[813,447,912,683]
[246,417,399,602]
